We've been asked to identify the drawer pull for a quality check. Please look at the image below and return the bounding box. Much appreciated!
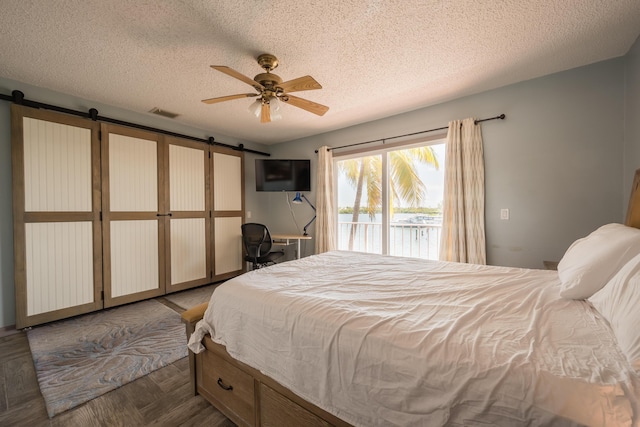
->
[217,378,233,391]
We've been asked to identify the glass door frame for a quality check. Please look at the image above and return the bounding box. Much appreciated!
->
[333,133,446,256]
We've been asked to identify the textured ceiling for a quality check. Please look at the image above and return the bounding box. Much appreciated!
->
[0,1,639,145]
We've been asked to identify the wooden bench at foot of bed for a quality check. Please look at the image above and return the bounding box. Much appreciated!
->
[181,304,352,427]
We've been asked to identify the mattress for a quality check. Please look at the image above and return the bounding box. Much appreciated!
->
[189,251,640,426]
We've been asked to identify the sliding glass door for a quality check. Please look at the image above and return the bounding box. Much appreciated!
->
[337,153,384,253]
[336,140,445,259]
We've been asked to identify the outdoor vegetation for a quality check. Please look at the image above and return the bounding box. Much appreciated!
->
[337,146,441,250]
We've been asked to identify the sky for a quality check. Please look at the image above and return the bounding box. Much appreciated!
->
[337,143,446,209]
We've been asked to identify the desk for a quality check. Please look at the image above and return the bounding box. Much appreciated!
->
[271,234,312,259]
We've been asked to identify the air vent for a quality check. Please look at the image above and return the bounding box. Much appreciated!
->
[149,107,180,119]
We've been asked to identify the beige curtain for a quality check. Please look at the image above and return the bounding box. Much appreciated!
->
[439,118,486,264]
[315,146,337,253]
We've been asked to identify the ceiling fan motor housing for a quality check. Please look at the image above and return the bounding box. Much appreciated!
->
[254,70,284,100]
[254,72,282,88]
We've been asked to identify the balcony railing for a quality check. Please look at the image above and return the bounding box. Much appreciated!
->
[338,221,442,260]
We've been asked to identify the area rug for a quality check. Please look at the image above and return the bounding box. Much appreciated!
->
[164,284,219,310]
[27,299,187,417]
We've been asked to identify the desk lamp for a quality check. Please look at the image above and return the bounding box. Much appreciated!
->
[292,192,316,236]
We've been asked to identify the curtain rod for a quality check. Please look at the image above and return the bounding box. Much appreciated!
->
[0,90,271,157]
[314,114,506,153]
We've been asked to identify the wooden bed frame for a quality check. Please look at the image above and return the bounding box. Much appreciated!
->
[182,169,640,427]
[182,303,351,426]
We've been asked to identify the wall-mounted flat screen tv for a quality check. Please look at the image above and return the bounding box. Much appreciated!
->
[255,159,311,192]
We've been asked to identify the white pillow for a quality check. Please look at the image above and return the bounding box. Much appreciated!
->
[558,223,640,299]
[590,252,640,371]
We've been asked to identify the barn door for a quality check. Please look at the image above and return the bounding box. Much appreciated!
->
[12,105,102,328]
[164,137,211,293]
[101,124,165,307]
[212,147,244,279]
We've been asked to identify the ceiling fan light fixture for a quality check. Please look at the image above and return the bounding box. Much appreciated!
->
[248,96,282,122]
[248,99,262,118]
[269,96,282,121]
[269,96,281,111]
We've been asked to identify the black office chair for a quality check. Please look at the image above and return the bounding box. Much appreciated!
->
[241,223,284,270]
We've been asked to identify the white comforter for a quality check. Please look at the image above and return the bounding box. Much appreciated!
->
[189,251,640,426]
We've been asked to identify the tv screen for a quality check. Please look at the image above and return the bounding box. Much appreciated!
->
[255,159,311,192]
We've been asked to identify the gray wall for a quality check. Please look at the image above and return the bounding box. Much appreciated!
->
[247,57,629,269]
[624,36,640,210]
[0,77,267,329]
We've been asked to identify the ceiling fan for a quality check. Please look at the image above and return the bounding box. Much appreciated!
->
[202,53,329,123]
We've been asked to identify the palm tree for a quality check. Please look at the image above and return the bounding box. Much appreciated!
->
[338,146,439,250]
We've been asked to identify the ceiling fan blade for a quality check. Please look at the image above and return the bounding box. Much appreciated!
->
[201,93,258,104]
[282,94,329,116]
[261,102,271,123]
[278,75,322,93]
[211,65,264,90]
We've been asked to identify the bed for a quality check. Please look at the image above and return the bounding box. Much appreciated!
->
[182,172,640,427]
